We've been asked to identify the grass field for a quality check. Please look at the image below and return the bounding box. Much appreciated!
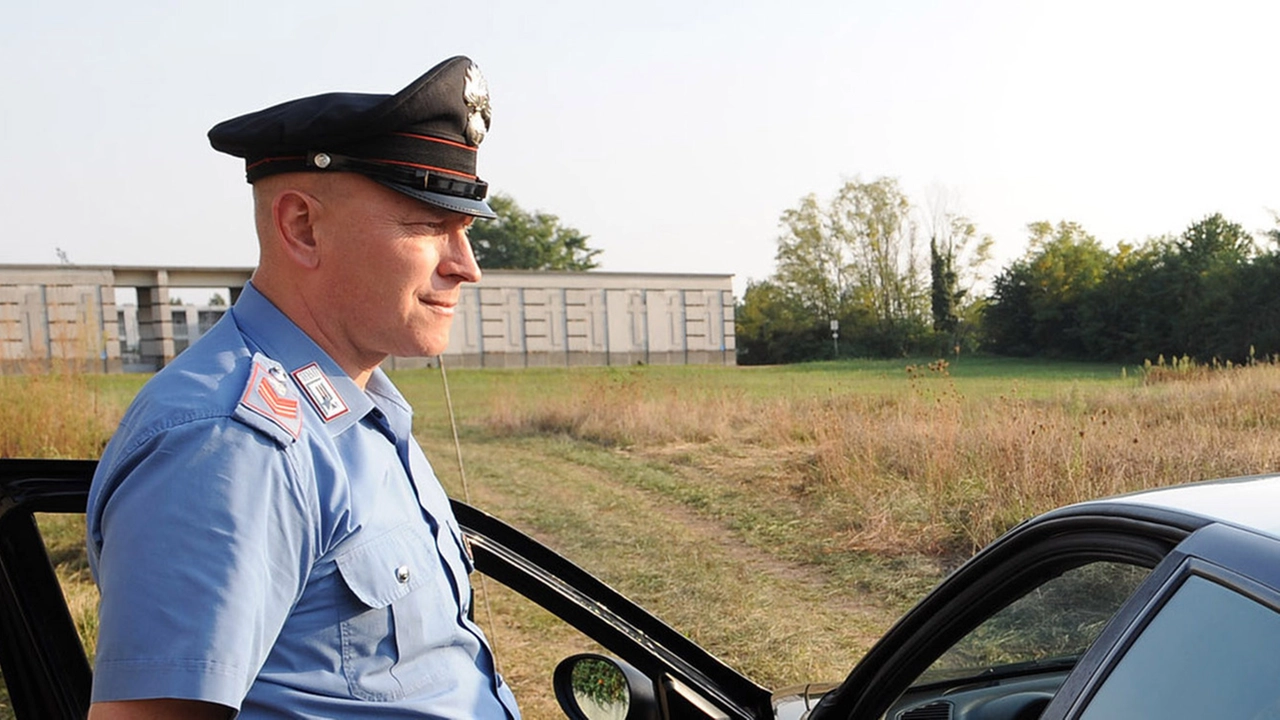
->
[7,355,1280,719]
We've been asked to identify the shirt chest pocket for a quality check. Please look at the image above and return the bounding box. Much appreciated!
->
[334,523,462,701]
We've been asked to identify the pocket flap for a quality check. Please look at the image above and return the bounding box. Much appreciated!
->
[334,523,435,608]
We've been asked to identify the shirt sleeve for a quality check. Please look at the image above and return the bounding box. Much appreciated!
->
[89,417,317,709]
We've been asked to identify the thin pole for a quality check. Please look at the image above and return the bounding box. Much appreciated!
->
[438,355,502,673]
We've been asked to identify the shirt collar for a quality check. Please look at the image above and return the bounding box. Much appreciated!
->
[230,281,372,434]
[366,369,414,441]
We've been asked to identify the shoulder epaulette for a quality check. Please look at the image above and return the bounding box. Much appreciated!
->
[233,352,302,445]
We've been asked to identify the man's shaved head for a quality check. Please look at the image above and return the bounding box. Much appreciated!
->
[252,172,340,245]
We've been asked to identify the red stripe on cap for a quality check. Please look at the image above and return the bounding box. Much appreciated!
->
[391,132,478,152]
[372,159,478,180]
[246,155,306,171]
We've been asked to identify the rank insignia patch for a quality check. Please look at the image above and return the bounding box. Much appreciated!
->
[239,354,302,439]
[292,363,349,422]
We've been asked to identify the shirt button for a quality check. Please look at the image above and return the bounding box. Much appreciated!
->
[395,565,411,584]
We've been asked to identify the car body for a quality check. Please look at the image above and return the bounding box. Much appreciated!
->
[4,459,1280,719]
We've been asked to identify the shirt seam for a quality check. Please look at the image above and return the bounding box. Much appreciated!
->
[96,657,245,676]
[108,407,237,476]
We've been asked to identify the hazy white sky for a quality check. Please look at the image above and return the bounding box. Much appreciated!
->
[3,1,1277,298]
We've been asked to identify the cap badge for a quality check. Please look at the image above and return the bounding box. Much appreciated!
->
[463,63,491,146]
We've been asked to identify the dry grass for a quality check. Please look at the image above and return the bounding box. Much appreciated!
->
[484,370,750,448]
[0,370,121,458]
[481,361,1280,561]
[7,360,1280,718]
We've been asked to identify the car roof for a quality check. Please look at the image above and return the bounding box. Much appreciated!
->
[1076,473,1280,540]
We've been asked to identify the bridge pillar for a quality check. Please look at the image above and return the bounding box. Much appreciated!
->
[135,271,176,370]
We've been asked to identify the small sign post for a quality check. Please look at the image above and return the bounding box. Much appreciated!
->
[830,319,839,357]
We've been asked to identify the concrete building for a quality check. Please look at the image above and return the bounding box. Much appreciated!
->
[0,265,736,372]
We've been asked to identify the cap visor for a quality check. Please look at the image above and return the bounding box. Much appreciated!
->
[375,179,497,219]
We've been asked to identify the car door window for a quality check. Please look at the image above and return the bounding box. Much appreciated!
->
[918,560,1150,686]
[1076,575,1280,719]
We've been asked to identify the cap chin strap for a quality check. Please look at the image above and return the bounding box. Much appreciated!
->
[306,151,489,201]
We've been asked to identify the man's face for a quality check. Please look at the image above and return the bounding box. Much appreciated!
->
[315,176,481,364]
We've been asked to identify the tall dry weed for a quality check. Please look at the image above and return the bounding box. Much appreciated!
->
[0,371,120,458]
[484,362,1280,561]
[485,370,746,448]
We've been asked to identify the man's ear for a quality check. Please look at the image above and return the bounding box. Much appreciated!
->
[272,190,322,269]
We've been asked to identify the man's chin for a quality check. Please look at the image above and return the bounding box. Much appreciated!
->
[404,320,454,358]
[412,333,453,360]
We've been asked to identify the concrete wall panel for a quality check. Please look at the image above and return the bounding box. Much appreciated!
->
[1,265,737,371]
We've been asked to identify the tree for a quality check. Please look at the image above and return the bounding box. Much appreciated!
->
[1166,213,1254,359]
[1265,210,1280,248]
[1074,238,1160,361]
[924,191,993,352]
[929,236,958,337]
[982,259,1039,356]
[773,193,851,322]
[982,221,1111,357]
[829,178,926,336]
[734,280,830,364]
[1176,212,1254,268]
[771,177,929,357]
[468,194,601,270]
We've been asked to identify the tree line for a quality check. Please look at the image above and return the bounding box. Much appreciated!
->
[463,185,1280,366]
[738,177,1280,365]
[984,214,1280,363]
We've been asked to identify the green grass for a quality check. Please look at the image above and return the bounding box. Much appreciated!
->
[445,356,1013,393]
[394,356,1142,466]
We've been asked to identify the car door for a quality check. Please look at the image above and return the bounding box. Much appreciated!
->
[455,500,774,718]
[0,459,773,720]
[807,507,1195,720]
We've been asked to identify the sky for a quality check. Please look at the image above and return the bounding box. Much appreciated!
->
[3,0,1278,300]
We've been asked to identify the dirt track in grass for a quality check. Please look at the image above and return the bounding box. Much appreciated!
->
[430,435,903,719]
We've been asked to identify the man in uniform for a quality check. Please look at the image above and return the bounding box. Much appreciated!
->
[86,56,520,719]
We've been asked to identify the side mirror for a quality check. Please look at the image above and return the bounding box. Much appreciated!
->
[553,653,660,720]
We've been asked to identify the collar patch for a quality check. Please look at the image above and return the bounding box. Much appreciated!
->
[240,354,302,439]
[292,363,350,422]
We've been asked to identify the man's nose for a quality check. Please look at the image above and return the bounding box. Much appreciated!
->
[443,228,482,283]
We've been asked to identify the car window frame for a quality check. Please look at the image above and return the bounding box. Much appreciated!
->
[910,558,1153,689]
[0,460,96,720]
[1043,522,1280,720]
[808,512,1188,720]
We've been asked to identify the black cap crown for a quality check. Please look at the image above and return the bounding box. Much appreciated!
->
[208,56,495,218]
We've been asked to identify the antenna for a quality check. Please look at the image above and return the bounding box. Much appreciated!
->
[438,354,502,672]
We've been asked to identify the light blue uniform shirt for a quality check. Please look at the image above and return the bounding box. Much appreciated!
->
[87,282,520,719]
